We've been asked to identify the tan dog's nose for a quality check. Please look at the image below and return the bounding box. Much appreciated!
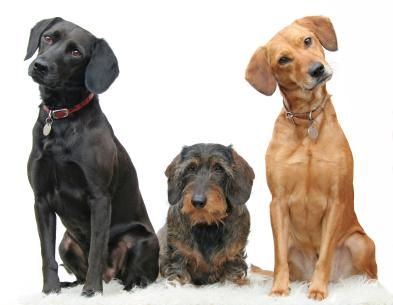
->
[309,62,325,78]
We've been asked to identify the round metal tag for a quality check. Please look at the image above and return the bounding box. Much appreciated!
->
[308,125,318,140]
[43,123,52,136]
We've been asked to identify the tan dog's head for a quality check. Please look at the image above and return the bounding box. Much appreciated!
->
[246,16,337,96]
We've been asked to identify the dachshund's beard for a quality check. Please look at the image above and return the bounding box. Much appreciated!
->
[181,185,228,226]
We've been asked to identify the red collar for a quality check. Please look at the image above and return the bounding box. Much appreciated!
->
[42,93,95,119]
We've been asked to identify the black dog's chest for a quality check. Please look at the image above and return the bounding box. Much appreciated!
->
[30,131,90,220]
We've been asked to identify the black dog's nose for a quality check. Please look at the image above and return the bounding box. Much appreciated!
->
[191,194,207,209]
[33,60,49,74]
[309,63,325,78]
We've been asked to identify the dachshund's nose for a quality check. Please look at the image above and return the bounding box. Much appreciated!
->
[33,59,49,74]
[191,194,207,208]
[309,62,325,78]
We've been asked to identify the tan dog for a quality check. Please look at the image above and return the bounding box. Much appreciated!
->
[246,16,377,300]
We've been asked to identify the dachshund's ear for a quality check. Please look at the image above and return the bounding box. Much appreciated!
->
[295,16,338,51]
[25,17,63,60]
[85,39,119,94]
[165,153,182,205]
[245,46,277,96]
[226,148,255,205]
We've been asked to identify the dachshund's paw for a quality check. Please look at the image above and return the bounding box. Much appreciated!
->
[164,272,191,286]
[308,285,328,301]
[165,278,182,287]
[232,277,250,286]
[42,281,61,294]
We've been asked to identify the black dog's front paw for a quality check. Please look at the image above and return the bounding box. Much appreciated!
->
[81,283,103,297]
[123,276,151,291]
[43,281,61,294]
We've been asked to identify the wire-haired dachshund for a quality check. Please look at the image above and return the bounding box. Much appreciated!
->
[246,16,377,300]
[158,144,255,285]
[25,17,159,296]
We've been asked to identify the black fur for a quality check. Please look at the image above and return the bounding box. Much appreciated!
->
[25,18,158,296]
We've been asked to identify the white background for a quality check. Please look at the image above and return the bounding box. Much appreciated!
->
[0,0,392,303]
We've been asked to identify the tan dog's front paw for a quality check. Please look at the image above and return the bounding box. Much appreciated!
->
[308,285,328,301]
[270,286,289,297]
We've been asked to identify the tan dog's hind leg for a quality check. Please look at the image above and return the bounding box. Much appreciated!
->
[270,199,290,297]
[345,233,377,279]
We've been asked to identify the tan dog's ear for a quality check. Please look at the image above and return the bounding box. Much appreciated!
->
[245,47,277,96]
[295,16,338,51]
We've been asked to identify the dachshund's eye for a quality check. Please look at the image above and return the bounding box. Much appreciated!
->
[304,37,312,47]
[278,56,291,65]
[213,164,224,173]
[71,49,82,57]
[186,164,197,174]
[43,35,53,45]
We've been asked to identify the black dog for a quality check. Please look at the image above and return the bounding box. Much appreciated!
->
[158,144,254,285]
[25,17,159,296]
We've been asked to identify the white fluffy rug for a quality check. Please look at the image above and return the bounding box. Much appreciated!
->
[19,273,393,305]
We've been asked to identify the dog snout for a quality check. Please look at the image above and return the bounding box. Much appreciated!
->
[191,194,207,209]
[308,62,325,78]
[33,59,49,74]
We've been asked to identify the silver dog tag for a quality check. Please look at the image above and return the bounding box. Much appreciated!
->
[43,114,53,136]
[43,123,52,136]
[308,124,318,140]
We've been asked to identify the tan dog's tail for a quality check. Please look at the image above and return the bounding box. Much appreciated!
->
[249,264,274,277]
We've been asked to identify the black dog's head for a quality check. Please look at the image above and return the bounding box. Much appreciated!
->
[24,17,119,94]
[165,144,255,225]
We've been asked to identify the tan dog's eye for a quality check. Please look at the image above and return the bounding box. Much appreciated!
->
[278,56,291,65]
[304,37,312,47]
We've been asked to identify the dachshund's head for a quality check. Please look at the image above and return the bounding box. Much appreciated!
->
[165,144,255,226]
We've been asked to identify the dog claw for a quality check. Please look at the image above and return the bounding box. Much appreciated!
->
[42,281,61,294]
[308,288,327,301]
[81,289,98,297]
[270,287,289,297]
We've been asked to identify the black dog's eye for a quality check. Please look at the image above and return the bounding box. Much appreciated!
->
[186,164,197,174]
[213,164,224,173]
[71,49,82,57]
[278,56,291,65]
[43,35,53,45]
[304,37,312,47]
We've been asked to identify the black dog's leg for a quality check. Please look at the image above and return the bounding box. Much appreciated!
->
[82,195,111,296]
[122,233,159,290]
[34,198,60,294]
[59,231,87,285]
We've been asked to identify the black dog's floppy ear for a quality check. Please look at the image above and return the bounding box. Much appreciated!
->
[165,153,183,205]
[85,39,119,94]
[227,148,255,205]
[24,17,63,60]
